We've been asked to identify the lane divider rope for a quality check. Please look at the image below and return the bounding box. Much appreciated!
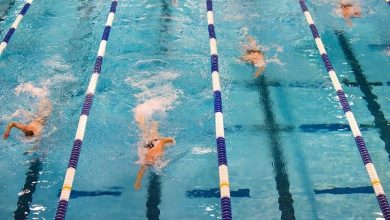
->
[205,1,232,219]
[0,0,32,56]
[54,1,118,219]
[299,1,390,219]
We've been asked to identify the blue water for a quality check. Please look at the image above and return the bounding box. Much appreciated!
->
[0,0,389,219]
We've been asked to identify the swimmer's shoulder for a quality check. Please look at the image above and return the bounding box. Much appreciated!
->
[28,122,43,135]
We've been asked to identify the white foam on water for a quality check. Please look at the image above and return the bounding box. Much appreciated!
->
[240,27,249,38]
[130,71,182,121]
[41,74,76,88]
[191,147,215,155]
[43,54,70,71]
[15,83,49,99]
[126,71,179,90]
[1,109,34,122]
[15,74,76,99]
[30,204,46,211]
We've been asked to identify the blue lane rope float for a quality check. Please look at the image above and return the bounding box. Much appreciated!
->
[54,1,118,219]
[205,1,232,219]
[299,1,390,219]
[0,0,32,56]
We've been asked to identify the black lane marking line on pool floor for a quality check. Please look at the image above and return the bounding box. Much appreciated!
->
[146,172,161,220]
[335,30,390,161]
[368,43,390,50]
[257,76,295,220]
[56,188,123,199]
[237,79,388,91]
[186,188,250,198]
[224,123,373,134]
[342,79,384,87]
[157,0,172,54]
[0,0,15,23]
[224,124,295,133]
[314,186,373,195]
[144,1,174,218]
[14,157,42,220]
[298,123,373,132]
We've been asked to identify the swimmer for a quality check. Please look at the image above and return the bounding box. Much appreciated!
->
[3,99,51,139]
[134,115,175,190]
[339,2,361,26]
[241,36,266,77]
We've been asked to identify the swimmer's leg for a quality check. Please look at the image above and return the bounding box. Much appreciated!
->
[23,146,39,155]
[254,66,265,78]
[134,165,147,190]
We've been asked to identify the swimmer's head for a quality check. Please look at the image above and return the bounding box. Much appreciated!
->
[24,130,34,137]
[144,138,159,149]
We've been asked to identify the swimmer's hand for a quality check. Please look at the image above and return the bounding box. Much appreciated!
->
[161,137,175,145]
[3,131,10,140]
[134,182,141,190]
[3,122,16,139]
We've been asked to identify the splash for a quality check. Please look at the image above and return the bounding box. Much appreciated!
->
[15,83,49,99]
[4,74,75,135]
[240,27,249,38]
[191,147,215,155]
[129,71,182,122]
[1,109,35,122]
[43,54,71,72]
[41,74,76,88]
[15,74,76,99]
[240,28,284,66]
[129,71,182,170]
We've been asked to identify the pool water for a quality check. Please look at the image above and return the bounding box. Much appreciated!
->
[0,0,389,219]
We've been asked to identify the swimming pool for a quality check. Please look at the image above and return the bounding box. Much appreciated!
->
[0,0,389,219]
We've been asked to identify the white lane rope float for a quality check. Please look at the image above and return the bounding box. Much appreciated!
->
[54,1,118,219]
[299,1,390,219]
[205,0,232,219]
[0,0,32,56]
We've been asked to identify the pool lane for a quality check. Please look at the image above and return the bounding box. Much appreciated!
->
[257,76,295,220]
[144,0,174,219]
[335,30,390,161]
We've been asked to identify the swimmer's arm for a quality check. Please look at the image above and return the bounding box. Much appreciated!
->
[161,137,174,145]
[3,122,28,139]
